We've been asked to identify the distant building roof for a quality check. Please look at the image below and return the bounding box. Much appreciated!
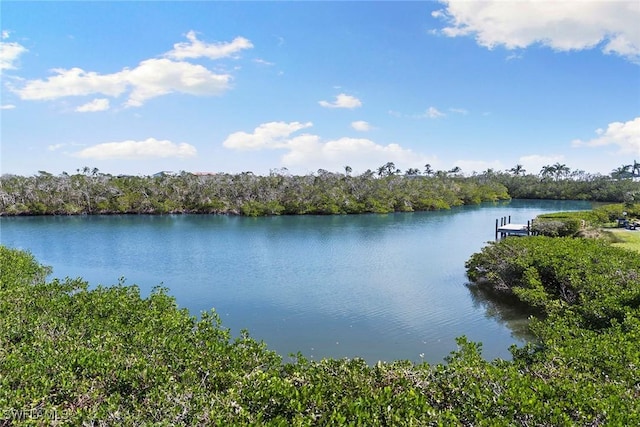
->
[153,171,176,177]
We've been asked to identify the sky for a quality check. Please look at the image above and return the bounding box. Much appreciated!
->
[1,0,639,177]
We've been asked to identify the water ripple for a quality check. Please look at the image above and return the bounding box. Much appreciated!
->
[0,200,591,363]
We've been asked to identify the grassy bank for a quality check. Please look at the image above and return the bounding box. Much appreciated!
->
[603,228,640,253]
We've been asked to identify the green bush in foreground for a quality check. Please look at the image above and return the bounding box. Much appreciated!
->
[466,237,640,423]
[465,237,640,320]
[2,244,640,425]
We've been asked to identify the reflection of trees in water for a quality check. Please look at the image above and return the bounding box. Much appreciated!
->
[466,281,539,342]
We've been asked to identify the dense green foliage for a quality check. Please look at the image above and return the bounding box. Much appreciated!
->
[531,214,585,237]
[3,166,639,216]
[465,236,640,422]
[491,170,640,202]
[0,170,510,216]
[466,236,640,317]
[3,236,640,424]
[528,202,640,237]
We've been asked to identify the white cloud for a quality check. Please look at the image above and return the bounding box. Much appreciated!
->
[76,98,110,112]
[319,93,362,109]
[254,58,275,66]
[48,143,66,151]
[518,154,565,174]
[449,107,468,115]
[282,137,434,173]
[0,104,16,110]
[391,107,447,119]
[12,32,245,107]
[424,107,445,119]
[73,138,197,160]
[410,107,446,119]
[12,67,129,100]
[0,40,27,70]
[279,134,324,166]
[48,142,85,152]
[222,121,313,150]
[351,120,372,131]
[223,121,435,173]
[124,58,232,107]
[12,59,232,107]
[572,117,640,156]
[165,31,253,60]
[433,0,640,62]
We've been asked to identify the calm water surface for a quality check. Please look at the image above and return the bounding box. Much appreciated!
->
[0,199,591,363]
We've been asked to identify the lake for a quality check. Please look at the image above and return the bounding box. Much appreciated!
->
[0,199,591,364]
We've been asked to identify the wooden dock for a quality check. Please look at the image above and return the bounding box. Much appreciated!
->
[495,216,532,239]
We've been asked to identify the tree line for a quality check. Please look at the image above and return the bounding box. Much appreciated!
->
[489,163,640,202]
[1,163,638,216]
[0,166,509,216]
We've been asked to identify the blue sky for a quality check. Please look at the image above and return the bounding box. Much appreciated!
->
[1,1,639,177]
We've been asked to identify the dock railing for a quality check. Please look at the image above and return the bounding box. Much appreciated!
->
[495,216,533,240]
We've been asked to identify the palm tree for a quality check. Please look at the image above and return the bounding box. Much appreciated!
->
[361,169,375,178]
[377,162,397,177]
[424,164,433,176]
[509,164,526,176]
[448,166,461,176]
[405,168,421,176]
[540,164,556,179]
[344,165,352,177]
[611,164,632,180]
[552,163,570,180]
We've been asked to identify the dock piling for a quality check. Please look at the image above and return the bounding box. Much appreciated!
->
[495,216,533,240]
